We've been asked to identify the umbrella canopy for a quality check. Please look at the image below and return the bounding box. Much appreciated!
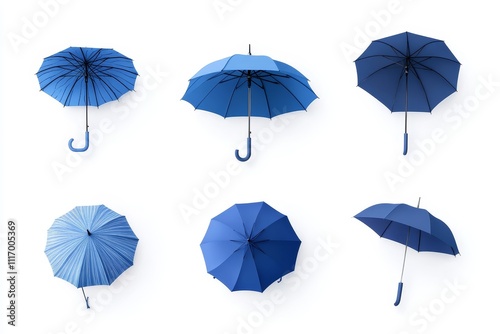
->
[355,32,460,155]
[37,47,138,152]
[200,201,301,292]
[182,45,318,161]
[45,205,139,308]
[354,199,459,305]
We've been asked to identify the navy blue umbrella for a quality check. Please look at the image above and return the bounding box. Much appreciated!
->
[45,205,139,308]
[200,201,301,292]
[354,198,459,306]
[37,47,138,152]
[182,45,317,161]
[355,32,460,155]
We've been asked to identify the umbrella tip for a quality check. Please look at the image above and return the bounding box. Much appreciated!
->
[248,44,251,55]
[87,229,91,236]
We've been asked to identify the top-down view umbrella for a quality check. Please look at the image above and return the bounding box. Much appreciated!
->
[45,205,139,308]
[182,45,318,161]
[353,198,459,306]
[200,201,301,292]
[37,47,138,152]
[354,32,460,155]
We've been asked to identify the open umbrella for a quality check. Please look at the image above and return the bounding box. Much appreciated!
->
[354,32,460,155]
[200,201,301,292]
[353,198,459,306]
[45,205,139,308]
[182,45,317,161]
[37,47,138,152]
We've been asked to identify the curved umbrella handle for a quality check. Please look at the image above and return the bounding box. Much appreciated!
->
[69,131,90,152]
[235,137,252,162]
[394,282,404,306]
[403,133,408,155]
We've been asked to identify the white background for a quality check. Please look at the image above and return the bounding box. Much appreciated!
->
[1,0,498,333]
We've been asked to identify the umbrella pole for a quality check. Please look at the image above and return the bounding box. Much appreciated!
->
[81,287,90,309]
[394,198,419,306]
[403,65,409,155]
[235,71,252,162]
[68,69,90,152]
[394,226,410,306]
[399,227,410,282]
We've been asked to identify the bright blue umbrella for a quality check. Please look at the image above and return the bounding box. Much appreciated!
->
[355,32,460,155]
[45,205,139,308]
[200,201,301,292]
[37,47,138,152]
[354,198,459,306]
[182,45,317,161]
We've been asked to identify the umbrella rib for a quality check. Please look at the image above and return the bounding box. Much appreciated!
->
[379,220,394,238]
[367,40,406,58]
[356,57,406,87]
[259,72,316,113]
[417,229,422,252]
[273,76,314,111]
[253,76,273,117]
[48,237,88,284]
[406,64,433,111]
[90,63,137,89]
[408,40,447,58]
[223,74,249,118]
[410,58,459,91]
[86,66,134,104]
[190,73,243,116]
[84,241,113,285]
[388,68,406,112]
[63,74,86,106]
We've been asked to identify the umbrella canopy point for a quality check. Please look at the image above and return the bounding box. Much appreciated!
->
[200,201,301,292]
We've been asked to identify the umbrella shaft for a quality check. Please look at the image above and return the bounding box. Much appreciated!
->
[405,70,408,134]
[399,226,410,282]
[85,74,89,131]
[247,80,251,137]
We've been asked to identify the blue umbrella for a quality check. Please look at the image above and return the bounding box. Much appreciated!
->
[354,198,459,306]
[200,201,301,292]
[45,205,139,308]
[37,47,138,152]
[355,32,460,155]
[182,45,317,161]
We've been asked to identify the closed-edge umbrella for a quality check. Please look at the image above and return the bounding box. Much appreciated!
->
[200,201,301,292]
[355,32,460,155]
[182,45,318,161]
[37,47,138,152]
[45,205,139,308]
[353,198,459,306]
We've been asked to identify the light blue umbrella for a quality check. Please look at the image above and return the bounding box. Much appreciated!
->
[37,47,138,152]
[200,201,301,292]
[45,205,139,308]
[182,45,317,161]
